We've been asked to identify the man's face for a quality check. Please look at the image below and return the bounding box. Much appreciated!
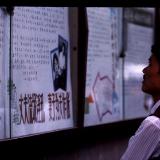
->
[142,54,160,95]
[54,59,59,73]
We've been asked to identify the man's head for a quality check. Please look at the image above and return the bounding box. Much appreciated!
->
[142,44,160,102]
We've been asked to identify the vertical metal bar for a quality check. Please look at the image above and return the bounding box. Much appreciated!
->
[77,7,88,127]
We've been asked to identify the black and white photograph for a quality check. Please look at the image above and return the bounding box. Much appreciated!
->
[50,36,68,91]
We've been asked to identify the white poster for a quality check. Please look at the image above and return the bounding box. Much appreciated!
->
[84,8,123,126]
[11,7,73,137]
[124,23,153,119]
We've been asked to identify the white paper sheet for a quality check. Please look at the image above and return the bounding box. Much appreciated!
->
[11,7,73,137]
[84,8,123,126]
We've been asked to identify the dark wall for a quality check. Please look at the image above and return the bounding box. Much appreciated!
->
[0,118,142,160]
[46,134,129,160]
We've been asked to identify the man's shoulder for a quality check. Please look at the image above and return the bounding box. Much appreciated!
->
[142,115,160,130]
[145,115,160,122]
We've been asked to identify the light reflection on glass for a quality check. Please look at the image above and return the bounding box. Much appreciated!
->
[124,63,146,80]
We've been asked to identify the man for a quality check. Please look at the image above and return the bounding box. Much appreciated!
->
[121,44,160,160]
[58,43,67,91]
[52,53,61,91]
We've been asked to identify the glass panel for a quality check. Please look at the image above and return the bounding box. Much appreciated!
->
[84,7,123,126]
[11,7,74,137]
[0,8,10,139]
[124,8,155,119]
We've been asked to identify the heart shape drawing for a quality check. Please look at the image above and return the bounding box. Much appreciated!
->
[92,72,113,121]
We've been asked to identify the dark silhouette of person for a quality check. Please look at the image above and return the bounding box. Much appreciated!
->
[58,42,67,90]
[52,54,61,91]
[52,52,66,91]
